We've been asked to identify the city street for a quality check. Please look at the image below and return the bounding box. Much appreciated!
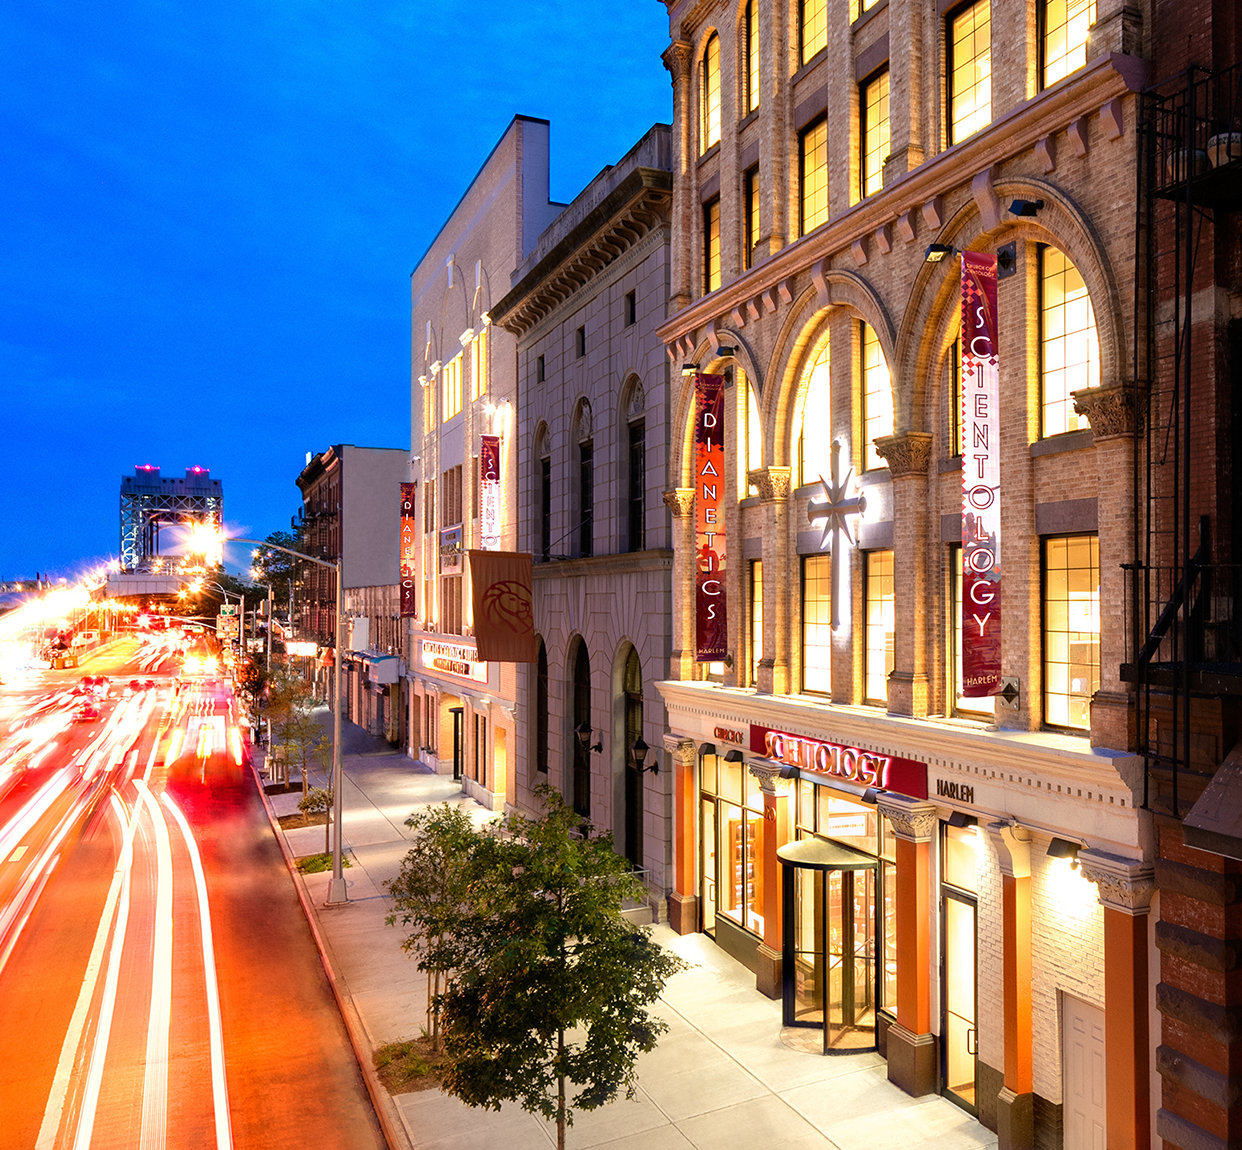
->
[0,636,386,1150]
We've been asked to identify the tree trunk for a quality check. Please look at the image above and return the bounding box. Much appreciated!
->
[557,1029,566,1150]
[324,811,330,855]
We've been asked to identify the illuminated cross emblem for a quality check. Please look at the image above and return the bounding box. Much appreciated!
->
[807,440,867,629]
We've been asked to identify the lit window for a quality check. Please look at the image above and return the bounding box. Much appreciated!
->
[470,326,488,400]
[743,165,760,270]
[948,0,991,144]
[797,340,831,486]
[861,69,890,199]
[1043,0,1095,87]
[861,323,893,470]
[1043,534,1099,730]
[423,379,435,433]
[744,0,760,113]
[800,118,829,235]
[700,32,721,152]
[749,559,764,686]
[1040,247,1099,436]
[442,353,463,421]
[850,0,883,19]
[802,555,833,694]
[949,336,962,456]
[865,550,895,704]
[703,197,722,294]
[799,0,827,65]
[740,374,762,497]
[950,545,995,717]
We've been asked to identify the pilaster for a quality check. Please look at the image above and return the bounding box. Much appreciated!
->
[662,41,694,310]
[664,487,697,679]
[751,467,792,695]
[749,759,793,999]
[666,735,699,934]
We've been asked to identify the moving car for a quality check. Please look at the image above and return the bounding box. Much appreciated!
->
[74,700,101,722]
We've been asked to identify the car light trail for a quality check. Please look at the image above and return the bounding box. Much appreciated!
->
[136,781,174,1150]
[162,791,233,1150]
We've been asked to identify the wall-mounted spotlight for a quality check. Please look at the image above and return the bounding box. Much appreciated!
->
[716,345,737,359]
[1008,198,1045,217]
[575,721,603,754]
[947,810,978,828]
[629,737,659,775]
[697,742,717,757]
[682,362,700,376]
[924,243,955,263]
[1047,836,1081,861]
[723,748,744,763]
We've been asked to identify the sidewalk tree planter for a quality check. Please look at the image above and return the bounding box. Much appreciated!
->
[411,785,687,1150]
[299,786,334,854]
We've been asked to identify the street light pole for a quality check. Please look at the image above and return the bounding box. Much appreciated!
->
[200,533,348,906]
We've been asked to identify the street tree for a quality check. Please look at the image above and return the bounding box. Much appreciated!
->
[250,530,303,609]
[428,785,687,1150]
[299,786,334,854]
[385,803,480,1051]
[266,659,327,792]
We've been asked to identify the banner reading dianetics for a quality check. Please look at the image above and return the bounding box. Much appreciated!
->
[694,373,727,661]
[960,251,1001,696]
[480,435,501,551]
[399,482,417,618]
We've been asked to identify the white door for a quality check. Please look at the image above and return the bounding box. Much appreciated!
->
[1062,993,1106,1150]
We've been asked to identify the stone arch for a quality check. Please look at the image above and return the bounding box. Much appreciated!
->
[764,284,831,474]
[611,640,645,868]
[669,335,746,489]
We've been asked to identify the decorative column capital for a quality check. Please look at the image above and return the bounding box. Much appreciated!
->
[748,759,793,797]
[663,735,697,766]
[663,488,695,518]
[874,432,933,478]
[1077,849,1156,914]
[749,466,791,503]
[661,40,693,83]
[877,795,939,841]
[1072,381,1143,439]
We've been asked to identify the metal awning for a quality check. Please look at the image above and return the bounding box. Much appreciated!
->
[777,838,876,871]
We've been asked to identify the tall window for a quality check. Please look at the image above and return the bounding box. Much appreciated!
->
[1040,246,1100,436]
[424,478,436,533]
[800,118,829,235]
[1043,534,1099,730]
[862,322,893,470]
[743,166,760,270]
[624,290,636,326]
[578,438,594,558]
[949,544,994,716]
[797,341,832,486]
[700,32,721,153]
[749,559,764,686]
[539,452,551,560]
[802,555,833,694]
[470,325,488,400]
[799,0,827,64]
[535,639,548,773]
[441,575,462,635]
[423,380,435,433]
[949,336,963,456]
[739,372,762,496]
[703,197,722,294]
[865,550,895,704]
[1042,0,1095,87]
[441,465,463,525]
[948,0,992,144]
[861,69,890,199]
[442,352,463,421]
[623,647,644,867]
[572,641,591,818]
[627,420,645,551]
[744,0,760,113]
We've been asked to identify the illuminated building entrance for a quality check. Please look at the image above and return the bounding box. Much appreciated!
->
[778,838,878,1053]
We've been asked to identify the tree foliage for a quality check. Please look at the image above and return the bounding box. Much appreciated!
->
[405,785,686,1150]
[266,659,328,792]
[298,786,334,854]
[251,530,303,608]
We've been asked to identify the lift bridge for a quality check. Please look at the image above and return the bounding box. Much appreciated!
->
[119,465,223,571]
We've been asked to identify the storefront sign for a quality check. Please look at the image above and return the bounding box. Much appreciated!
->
[750,725,928,799]
[421,639,488,683]
[400,482,417,617]
[936,779,975,805]
[961,250,1002,696]
[439,526,463,574]
[480,435,501,551]
[694,373,727,661]
[713,725,747,745]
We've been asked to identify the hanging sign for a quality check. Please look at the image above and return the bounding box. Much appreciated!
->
[480,435,501,550]
[961,250,1002,696]
[400,482,417,617]
[694,373,727,661]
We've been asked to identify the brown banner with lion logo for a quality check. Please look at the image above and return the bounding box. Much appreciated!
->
[468,550,537,662]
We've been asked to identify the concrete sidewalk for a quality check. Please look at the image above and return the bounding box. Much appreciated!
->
[252,719,998,1150]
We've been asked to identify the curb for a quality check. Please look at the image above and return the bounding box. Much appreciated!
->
[250,759,414,1150]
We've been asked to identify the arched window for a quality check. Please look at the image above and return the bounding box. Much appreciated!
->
[572,641,591,818]
[861,322,893,470]
[700,32,721,153]
[743,0,760,114]
[1039,247,1099,437]
[797,340,832,486]
[623,647,643,867]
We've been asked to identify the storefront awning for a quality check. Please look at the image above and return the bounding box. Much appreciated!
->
[359,653,400,685]
[777,838,876,872]
[1183,741,1242,861]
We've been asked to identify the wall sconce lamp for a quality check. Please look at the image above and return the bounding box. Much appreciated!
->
[947,811,978,828]
[629,737,659,775]
[1047,836,1081,866]
[716,344,737,359]
[697,742,717,757]
[861,787,882,805]
[1008,198,1045,217]
[575,721,603,754]
[681,362,700,376]
[925,243,955,263]
[723,748,744,763]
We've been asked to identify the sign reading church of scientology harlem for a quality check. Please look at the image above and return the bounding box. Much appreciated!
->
[399,482,416,618]
[694,373,727,661]
[960,250,1002,696]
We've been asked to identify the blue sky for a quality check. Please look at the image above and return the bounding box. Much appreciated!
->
[0,1,671,581]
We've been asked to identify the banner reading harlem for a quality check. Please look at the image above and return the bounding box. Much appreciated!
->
[399,482,416,618]
[960,251,1001,696]
[694,372,727,661]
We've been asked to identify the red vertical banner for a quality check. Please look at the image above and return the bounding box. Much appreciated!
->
[961,251,1001,696]
[480,434,501,551]
[694,372,727,661]
[399,482,417,618]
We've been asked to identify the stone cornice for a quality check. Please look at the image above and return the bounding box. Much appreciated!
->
[657,54,1145,346]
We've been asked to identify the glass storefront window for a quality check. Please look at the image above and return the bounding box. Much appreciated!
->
[942,822,982,893]
[701,754,765,938]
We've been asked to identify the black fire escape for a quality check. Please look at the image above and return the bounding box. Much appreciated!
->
[1127,63,1242,817]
